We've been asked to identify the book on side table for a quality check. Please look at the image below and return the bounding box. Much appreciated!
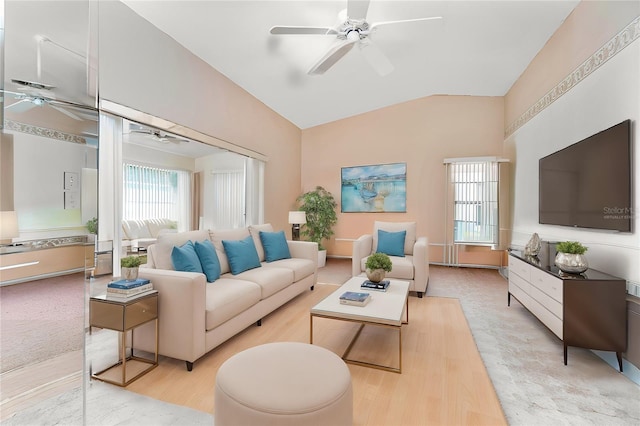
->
[361,280,390,292]
[107,278,153,299]
[339,291,371,307]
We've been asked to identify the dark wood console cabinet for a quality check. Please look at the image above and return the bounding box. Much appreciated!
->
[508,251,627,371]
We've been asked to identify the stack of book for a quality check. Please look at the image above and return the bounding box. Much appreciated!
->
[339,291,371,307]
[107,278,153,299]
[361,279,390,292]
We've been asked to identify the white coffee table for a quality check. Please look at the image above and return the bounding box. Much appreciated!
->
[310,276,410,373]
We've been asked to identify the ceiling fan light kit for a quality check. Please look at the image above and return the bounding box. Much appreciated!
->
[269,0,442,76]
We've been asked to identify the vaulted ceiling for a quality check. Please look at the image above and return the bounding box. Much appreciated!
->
[123,0,579,129]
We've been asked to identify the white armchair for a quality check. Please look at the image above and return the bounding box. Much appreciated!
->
[351,221,429,297]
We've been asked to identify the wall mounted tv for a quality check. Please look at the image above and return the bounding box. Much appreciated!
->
[539,119,632,232]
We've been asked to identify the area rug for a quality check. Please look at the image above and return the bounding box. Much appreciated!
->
[0,273,84,373]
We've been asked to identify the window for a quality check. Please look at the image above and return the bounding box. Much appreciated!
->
[123,163,190,230]
[451,161,499,245]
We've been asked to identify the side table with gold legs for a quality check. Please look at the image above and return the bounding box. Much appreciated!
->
[90,290,158,386]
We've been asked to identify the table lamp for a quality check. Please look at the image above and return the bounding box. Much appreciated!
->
[0,211,19,246]
[288,211,306,241]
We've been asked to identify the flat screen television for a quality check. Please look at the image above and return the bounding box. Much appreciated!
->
[539,119,632,232]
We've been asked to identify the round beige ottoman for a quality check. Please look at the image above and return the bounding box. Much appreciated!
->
[214,342,352,426]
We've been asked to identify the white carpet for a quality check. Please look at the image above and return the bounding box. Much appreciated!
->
[427,266,640,425]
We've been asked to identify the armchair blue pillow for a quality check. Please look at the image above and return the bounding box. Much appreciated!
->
[194,239,221,282]
[259,230,291,262]
[376,229,406,257]
[171,240,204,273]
[222,236,262,275]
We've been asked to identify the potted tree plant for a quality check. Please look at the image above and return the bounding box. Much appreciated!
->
[555,241,588,274]
[365,252,393,283]
[121,255,143,281]
[296,186,338,267]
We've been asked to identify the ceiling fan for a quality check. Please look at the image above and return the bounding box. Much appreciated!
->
[2,80,95,122]
[270,0,442,76]
[130,128,189,145]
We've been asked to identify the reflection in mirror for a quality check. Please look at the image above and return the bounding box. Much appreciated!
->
[0,94,98,421]
[117,118,255,257]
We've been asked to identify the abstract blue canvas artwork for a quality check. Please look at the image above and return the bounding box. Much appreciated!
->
[341,163,407,213]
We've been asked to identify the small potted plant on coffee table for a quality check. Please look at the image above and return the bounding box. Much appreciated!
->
[555,241,588,274]
[365,252,393,283]
[121,255,143,281]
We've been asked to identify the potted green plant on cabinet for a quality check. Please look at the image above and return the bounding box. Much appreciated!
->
[296,186,338,267]
[121,255,143,281]
[555,241,588,274]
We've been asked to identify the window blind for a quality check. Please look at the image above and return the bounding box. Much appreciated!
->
[123,163,190,229]
[449,161,499,245]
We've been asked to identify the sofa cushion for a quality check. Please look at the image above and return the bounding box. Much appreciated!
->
[147,218,177,238]
[373,221,416,255]
[360,254,415,280]
[210,228,251,274]
[248,224,274,262]
[205,278,262,331]
[265,258,315,283]
[376,229,406,257]
[229,266,294,299]
[195,239,221,282]
[153,230,211,270]
[171,241,204,273]
[222,236,262,275]
[259,230,291,262]
[122,219,153,240]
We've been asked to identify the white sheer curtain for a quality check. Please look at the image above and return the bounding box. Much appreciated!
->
[244,157,265,226]
[123,163,191,231]
[210,169,245,229]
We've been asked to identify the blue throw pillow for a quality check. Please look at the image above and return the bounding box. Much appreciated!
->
[171,240,204,273]
[222,236,262,275]
[259,230,291,262]
[194,239,221,282]
[377,229,406,257]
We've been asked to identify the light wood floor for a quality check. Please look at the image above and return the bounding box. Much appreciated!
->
[126,282,507,425]
[1,260,506,424]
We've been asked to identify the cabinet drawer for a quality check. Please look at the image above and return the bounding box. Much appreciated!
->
[125,296,157,329]
[527,295,563,339]
[90,294,157,331]
[509,279,532,308]
[509,271,530,295]
[530,268,563,303]
[509,256,530,281]
[529,283,563,320]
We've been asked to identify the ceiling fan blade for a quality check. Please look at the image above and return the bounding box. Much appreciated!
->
[49,103,83,121]
[369,16,443,31]
[5,99,36,113]
[270,26,338,35]
[359,38,394,76]
[308,39,357,75]
[347,0,371,20]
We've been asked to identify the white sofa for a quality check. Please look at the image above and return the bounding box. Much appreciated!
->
[134,224,318,371]
[121,218,176,252]
[352,221,429,297]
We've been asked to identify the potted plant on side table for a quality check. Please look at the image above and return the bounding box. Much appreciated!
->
[365,252,393,283]
[296,186,338,268]
[121,255,143,281]
[555,241,588,274]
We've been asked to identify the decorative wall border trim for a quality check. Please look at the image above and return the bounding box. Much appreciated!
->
[3,119,87,144]
[505,15,640,138]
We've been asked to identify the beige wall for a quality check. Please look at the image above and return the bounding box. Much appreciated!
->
[301,95,504,257]
[98,1,301,234]
[504,0,640,288]
[505,0,639,128]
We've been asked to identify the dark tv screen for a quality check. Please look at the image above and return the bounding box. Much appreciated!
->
[539,119,632,232]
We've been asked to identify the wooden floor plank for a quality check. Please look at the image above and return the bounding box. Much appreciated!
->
[125,284,506,425]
